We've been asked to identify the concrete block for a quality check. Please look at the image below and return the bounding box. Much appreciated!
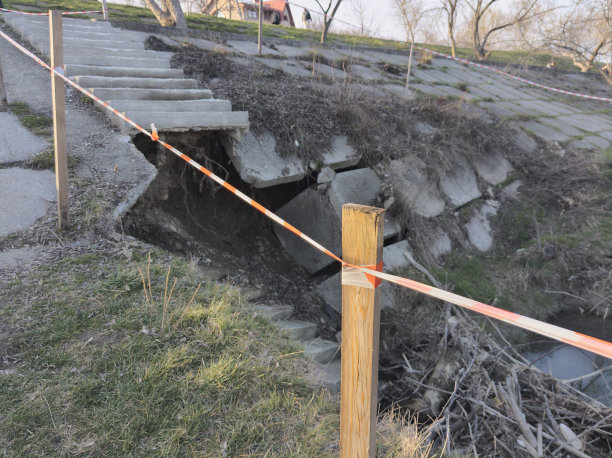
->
[321,135,361,170]
[317,167,336,184]
[73,76,197,89]
[0,113,49,164]
[228,129,306,188]
[390,156,445,218]
[64,48,173,59]
[0,168,56,236]
[108,99,231,113]
[440,153,481,207]
[304,338,339,363]
[557,114,612,133]
[65,64,183,79]
[428,230,452,258]
[583,136,610,149]
[87,87,212,101]
[253,304,294,321]
[274,188,341,274]
[111,111,249,133]
[277,320,317,340]
[510,127,537,154]
[465,203,498,251]
[473,151,513,185]
[25,34,145,51]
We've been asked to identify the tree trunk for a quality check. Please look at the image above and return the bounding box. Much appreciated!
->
[448,23,456,58]
[405,39,414,96]
[143,0,187,29]
[0,51,7,109]
[321,14,329,44]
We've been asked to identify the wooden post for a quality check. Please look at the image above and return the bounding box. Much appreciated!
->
[257,0,263,56]
[102,0,108,20]
[340,203,384,458]
[49,10,69,229]
[0,50,7,108]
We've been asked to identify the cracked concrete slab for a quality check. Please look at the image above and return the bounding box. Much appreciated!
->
[520,121,570,142]
[0,112,50,164]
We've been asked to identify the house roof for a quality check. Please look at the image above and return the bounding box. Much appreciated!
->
[263,0,294,25]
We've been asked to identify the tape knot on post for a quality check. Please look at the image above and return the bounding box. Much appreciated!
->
[150,123,159,141]
[341,261,383,289]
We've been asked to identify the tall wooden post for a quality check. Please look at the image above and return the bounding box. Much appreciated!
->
[257,0,263,56]
[102,0,108,20]
[49,10,69,229]
[340,204,384,458]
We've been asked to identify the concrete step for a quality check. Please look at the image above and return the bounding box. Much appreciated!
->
[88,87,213,101]
[64,55,171,69]
[24,33,145,50]
[304,338,340,363]
[65,64,183,79]
[253,304,294,321]
[20,26,142,43]
[73,75,198,89]
[2,14,111,30]
[64,48,173,59]
[108,99,231,113]
[112,111,249,132]
[311,359,341,393]
[277,320,317,341]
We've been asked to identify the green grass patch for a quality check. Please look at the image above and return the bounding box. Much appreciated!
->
[0,249,340,456]
[8,101,53,137]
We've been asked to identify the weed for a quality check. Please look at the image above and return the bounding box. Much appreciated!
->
[455,82,469,92]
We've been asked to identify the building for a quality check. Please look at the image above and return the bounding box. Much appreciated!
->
[201,0,295,27]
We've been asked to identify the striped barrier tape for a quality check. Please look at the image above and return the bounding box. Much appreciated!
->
[1,27,610,361]
[0,8,104,16]
[286,1,612,103]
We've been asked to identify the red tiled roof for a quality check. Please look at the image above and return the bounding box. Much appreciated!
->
[263,0,287,13]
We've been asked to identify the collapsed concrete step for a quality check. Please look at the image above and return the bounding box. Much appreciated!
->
[20,26,143,43]
[277,320,317,341]
[73,76,198,89]
[65,64,183,79]
[64,55,171,69]
[253,304,294,321]
[311,359,341,393]
[86,87,212,101]
[107,99,231,113]
[109,111,249,133]
[304,338,339,364]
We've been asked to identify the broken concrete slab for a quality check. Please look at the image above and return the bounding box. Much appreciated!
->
[254,57,312,77]
[327,168,399,239]
[0,168,56,237]
[304,338,339,363]
[0,113,49,164]
[473,151,513,185]
[227,40,279,56]
[500,180,523,202]
[228,129,306,188]
[520,121,570,143]
[413,121,438,138]
[465,203,498,251]
[274,188,341,274]
[0,245,46,270]
[351,64,383,81]
[428,230,452,258]
[253,304,294,321]
[309,62,347,81]
[321,136,361,170]
[510,127,538,154]
[514,99,568,117]
[383,240,414,273]
[440,153,481,207]
[539,117,583,137]
[183,37,233,53]
[599,131,612,141]
[311,359,341,393]
[277,320,317,340]
[317,167,336,184]
[478,101,516,119]
[390,156,446,218]
[274,44,310,58]
[583,136,610,149]
[557,114,612,133]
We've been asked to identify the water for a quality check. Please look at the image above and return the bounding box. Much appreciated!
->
[523,311,612,406]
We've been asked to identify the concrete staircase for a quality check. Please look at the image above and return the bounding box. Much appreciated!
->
[1,13,248,137]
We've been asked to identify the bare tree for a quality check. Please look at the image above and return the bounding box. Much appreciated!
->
[314,0,344,44]
[349,0,379,36]
[0,51,7,109]
[439,0,459,57]
[143,0,187,28]
[465,0,543,60]
[534,0,611,72]
[394,0,435,94]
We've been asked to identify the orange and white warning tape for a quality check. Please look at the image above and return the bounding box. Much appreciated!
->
[287,1,612,103]
[1,27,610,361]
[0,8,104,16]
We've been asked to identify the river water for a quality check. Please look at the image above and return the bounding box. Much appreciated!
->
[523,311,612,406]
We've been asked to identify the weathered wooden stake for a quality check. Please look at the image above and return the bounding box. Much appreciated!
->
[102,0,108,20]
[340,203,384,458]
[0,49,7,108]
[49,10,69,229]
[257,0,263,56]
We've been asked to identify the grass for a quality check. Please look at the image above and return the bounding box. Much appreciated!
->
[8,101,53,137]
[3,0,597,71]
[0,248,340,455]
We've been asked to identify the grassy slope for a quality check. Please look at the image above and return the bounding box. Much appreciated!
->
[0,247,340,456]
[5,0,584,71]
